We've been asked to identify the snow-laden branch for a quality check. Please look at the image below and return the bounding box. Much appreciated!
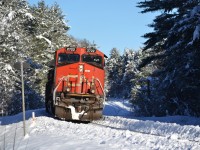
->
[36,35,52,46]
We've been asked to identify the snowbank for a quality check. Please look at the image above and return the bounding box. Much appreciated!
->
[0,99,200,150]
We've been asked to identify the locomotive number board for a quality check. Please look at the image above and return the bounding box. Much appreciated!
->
[86,48,96,53]
[66,47,76,52]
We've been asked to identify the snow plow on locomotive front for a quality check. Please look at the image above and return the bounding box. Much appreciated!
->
[45,47,107,121]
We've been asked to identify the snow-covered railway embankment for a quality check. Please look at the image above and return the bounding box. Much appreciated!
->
[92,116,200,144]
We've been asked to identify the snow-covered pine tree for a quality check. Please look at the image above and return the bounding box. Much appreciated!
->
[76,38,92,47]
[106,48,123,98]
[27,0,74,98]
[0,0,33,60]
[137,0,200,116]
[130,49,161,116]
[0,61,16,116]
[0,0,74,115]
[0,0,40,115]
[121,48,136,98]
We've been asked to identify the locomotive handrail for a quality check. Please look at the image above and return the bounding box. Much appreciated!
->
[95,78,106,103]
[53,75,79,104]
[53,75,77,104]
[53,76,66,105]
[53,76,106,105]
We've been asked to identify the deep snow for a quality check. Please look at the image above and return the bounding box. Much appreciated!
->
[1,99,200,150]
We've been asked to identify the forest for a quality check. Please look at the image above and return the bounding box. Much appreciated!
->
[0,0,200,117]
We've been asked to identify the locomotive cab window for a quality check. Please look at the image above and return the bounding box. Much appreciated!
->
[82,55,103,68]
[58,53,80,65]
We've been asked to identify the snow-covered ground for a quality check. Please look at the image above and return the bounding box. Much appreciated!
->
[1,99,200,150]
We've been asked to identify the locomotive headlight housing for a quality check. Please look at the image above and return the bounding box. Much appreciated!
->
[90,82,95,94]
[66,87,71,92]
[79,64,84,72]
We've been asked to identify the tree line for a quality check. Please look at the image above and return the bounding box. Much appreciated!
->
[0,0,90,115]
[106,0,200,117]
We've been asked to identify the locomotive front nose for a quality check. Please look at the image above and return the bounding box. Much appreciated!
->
[49,47,105,121]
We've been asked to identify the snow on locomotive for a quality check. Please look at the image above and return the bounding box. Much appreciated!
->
[45,47,107,121]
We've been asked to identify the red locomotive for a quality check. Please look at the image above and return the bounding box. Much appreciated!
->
[45,47,107,121]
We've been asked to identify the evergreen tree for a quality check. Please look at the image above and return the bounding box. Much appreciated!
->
[28,0,74,97]
[106,48,123,98]
[0,0,38,115]
[0,0,74,115]
[136,0,200,116]
[131,49,161,116]
[121,49,136,98]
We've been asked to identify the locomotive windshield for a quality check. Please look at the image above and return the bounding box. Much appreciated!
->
[58,53,80,65]
[82,55,103,68]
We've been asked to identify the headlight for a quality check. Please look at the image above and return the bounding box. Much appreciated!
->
[90,82,95,94]
[79,64,84,72]
[66,87,71,92]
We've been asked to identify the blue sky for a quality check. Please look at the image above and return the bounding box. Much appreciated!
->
[28,0,157,56]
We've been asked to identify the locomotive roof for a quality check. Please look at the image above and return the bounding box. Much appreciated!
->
[56,47,108,58]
